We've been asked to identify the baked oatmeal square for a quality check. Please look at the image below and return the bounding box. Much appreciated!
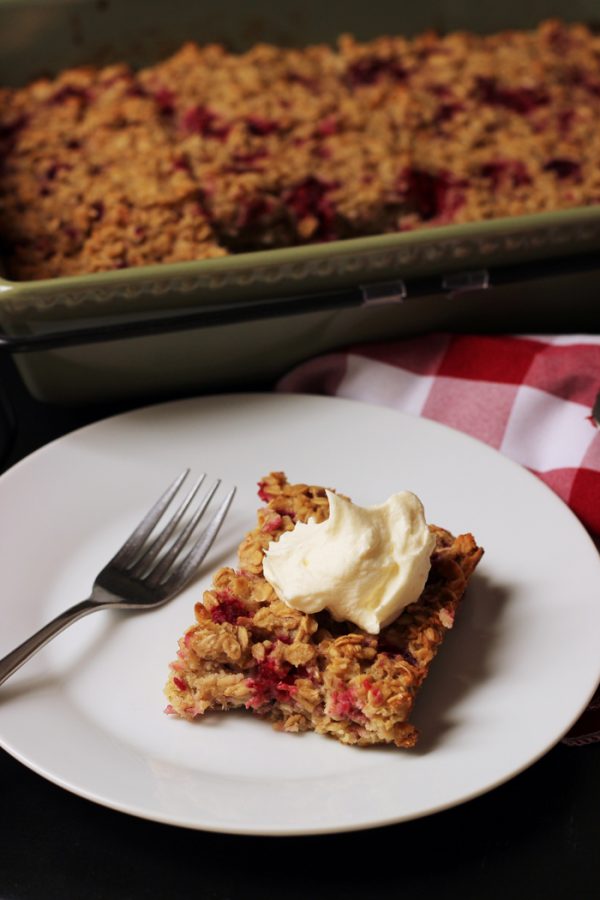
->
[165,472,482,748]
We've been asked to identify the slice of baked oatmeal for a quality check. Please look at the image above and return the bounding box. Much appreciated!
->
[164,472,483,748]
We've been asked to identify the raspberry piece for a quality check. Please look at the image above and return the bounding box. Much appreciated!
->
[285,176,338,240]
[173,154,191,172]
[329,687,365,722]
[316,116,338,136]
[210,593,248,624]
[246,657,298,708]
[544,158,581,179]
[49,85,92,105]
[0,115,27,142]
[90,201,104,221]
[227,149,268,174]
[404,168,465,221]
[477,77,549,114]
[480,160,531,188]
[347,58,407,87]
[257,480,272,502]
[434,102,464,125]
[181,105,230,140]
[153,87,176,115]
[246,116,279,136]
[262,514,283,534]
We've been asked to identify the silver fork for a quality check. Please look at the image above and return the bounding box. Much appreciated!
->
[0,470,235,687]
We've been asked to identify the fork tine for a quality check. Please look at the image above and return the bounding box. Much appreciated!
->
[160,486,236,591]
[110,469,190,568]
[145,479,221,585]
[128,474,206,576]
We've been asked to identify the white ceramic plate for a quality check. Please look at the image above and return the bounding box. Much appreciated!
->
[1,393,599,835]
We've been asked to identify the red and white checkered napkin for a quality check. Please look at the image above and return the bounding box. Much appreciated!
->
[278,333,600,745]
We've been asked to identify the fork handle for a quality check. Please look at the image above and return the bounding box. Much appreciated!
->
[0,598,104,687]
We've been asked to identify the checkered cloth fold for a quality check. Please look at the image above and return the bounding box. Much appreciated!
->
[278,333,600,746]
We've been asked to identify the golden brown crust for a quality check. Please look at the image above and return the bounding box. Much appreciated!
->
[164,472,483,749]
[2,20,600,279]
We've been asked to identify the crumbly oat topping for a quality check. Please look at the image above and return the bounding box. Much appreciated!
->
[164,472,483,748]
[1,19,599,280]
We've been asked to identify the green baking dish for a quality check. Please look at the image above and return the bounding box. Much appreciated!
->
[1,0,600,404]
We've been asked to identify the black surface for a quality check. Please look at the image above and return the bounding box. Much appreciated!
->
[0,352,598,900]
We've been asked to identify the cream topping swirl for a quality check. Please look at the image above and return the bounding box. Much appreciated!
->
[262,490,436,633]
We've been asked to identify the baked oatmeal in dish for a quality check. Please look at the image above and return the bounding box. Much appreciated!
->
[1,18,600,280]
[164,472,483,748]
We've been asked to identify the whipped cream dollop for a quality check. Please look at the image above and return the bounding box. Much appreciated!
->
[262,490,436,634]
